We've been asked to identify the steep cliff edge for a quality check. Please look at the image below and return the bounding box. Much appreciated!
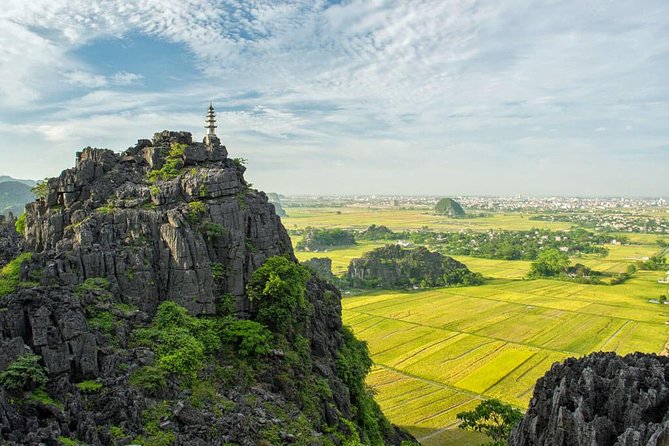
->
[509,352,669,446]
[0,131,414,445]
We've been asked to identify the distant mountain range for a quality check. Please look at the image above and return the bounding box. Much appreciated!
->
[0,175,36,215]
[0,175,36,188]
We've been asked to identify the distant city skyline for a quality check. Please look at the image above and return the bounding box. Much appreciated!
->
[1,1,668,196]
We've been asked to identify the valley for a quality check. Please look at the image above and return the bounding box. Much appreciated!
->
[283,204,669,445]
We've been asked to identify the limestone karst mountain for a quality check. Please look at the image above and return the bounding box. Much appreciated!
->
[510,352,669,446]
[0,130,414,445]
[434,197,465,217]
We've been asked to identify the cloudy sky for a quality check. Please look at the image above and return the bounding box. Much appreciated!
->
[0,0,667,196]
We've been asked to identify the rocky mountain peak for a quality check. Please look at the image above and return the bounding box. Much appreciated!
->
[0,130,412,446]
[21,130,290,317]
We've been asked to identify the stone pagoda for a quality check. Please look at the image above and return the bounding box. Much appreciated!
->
[204,102,220,146]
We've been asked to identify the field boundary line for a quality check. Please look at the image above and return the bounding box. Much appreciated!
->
[480,352,538,394]
[599,320,632,351]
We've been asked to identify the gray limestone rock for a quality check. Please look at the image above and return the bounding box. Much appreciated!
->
[510,352,669,446]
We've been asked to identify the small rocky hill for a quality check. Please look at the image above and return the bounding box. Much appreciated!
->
[510,352,669,446]
[347,244,482,289]
[435,197,465,217]
[0,131,414,445]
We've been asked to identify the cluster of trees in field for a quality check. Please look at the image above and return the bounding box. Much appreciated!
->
[359,225,614,260]
[525,248,665,285]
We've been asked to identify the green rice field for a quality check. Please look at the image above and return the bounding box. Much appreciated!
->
[284,206,669,445]
[343,272,669,445]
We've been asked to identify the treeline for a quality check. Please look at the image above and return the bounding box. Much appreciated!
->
[301,224,617,260]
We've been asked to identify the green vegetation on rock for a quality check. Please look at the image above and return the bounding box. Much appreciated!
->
[0,353,48,392]
[14,212,26,235]
[0,252,33,297]
[148,142,188,183]
[247,256,311,333]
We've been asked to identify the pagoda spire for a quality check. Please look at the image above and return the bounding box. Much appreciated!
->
[204,102,220,146]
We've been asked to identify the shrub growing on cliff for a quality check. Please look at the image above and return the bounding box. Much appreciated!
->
[456,398,523,446]
[247,256,311,333]
[129,366,167,395]
[147,142,188,183]
[0,252,33,297]
[133,301,220,378]
[14,212,26,235]
[0,353,48,392]
[336,326,389,445]
[220,318,272,358]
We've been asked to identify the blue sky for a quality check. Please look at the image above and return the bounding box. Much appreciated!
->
[0,0,668,196]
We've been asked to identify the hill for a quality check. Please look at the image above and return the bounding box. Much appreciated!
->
[0,175,37,187]
[347,244,483,289]
[435,197,465,217]
[0,181,33,215]
[0,131,414,445]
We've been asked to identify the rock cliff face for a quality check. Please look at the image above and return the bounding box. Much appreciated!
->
[510,352,669,446]
[22,131,290,316]
[0,131,413,446]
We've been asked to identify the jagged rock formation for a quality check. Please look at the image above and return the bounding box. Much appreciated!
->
[510,352,669,446]
[266,193,287,217]
[0,131,413,445]
[302,257,334,281]
[22,131,289,316]
[434,197,465,217]
[0,215,22,266]
[347,244,482,289]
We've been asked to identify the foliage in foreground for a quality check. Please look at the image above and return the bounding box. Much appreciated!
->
[457,398,523,446]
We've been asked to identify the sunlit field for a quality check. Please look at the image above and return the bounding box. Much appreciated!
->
[285,206,669,445]
[282,207,573,232]
[343,273,669,444]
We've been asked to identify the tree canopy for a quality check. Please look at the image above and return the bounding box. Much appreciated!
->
[456,398,523,446]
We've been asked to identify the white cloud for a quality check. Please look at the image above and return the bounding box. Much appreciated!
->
[0,0,668,195]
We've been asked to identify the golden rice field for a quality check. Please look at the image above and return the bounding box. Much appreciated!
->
[284,206,669,445]
[343,272,669,445]
[282,207,572,232]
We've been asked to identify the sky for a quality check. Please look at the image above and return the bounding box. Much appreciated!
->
[0,0,668,197]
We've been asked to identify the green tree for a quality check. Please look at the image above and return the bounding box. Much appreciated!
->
[0,354,48,392]
[456,399,523,446]
[528,248,570,278]
[246,256,310,333]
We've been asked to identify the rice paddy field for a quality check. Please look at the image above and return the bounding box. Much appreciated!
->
[284,207,669,445]
[282,207,573,232]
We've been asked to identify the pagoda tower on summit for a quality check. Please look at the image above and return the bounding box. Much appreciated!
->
[204,102,220,146]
